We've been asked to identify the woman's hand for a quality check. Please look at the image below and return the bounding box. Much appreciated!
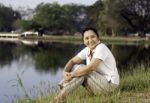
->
[63,71,73,81]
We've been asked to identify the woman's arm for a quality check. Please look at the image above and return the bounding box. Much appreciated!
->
[63,56,82,81]
[71,58,102,77]
[63,56,82,72]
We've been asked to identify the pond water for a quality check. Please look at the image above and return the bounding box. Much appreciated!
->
[0,40,150,103]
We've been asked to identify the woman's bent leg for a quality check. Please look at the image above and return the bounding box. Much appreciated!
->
[85,72,118,95]
[56,77,84,101]
[55,64,86,101]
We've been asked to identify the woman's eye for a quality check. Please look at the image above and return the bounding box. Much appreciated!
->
[84,37,88,40]
[91,35,95,38]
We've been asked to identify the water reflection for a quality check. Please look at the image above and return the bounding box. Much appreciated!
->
[20,40,38,46]
[0,41,149,73]
[109,44,150,72]
[0,41,150,103]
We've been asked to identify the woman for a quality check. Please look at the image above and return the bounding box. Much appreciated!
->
[51,27,119,102]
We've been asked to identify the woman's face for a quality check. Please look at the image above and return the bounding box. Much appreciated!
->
[83,30,100,50]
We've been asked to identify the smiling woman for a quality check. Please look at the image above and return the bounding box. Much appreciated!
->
[50,27,120,103]
[83,28,100,50]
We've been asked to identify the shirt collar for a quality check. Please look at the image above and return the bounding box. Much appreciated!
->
[88,41,100,52]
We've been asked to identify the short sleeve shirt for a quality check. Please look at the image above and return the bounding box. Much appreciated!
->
[77,43,119,85]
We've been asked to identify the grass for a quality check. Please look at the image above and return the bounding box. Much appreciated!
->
[20,35,150,45]
[0,32,150,44]
[15,65,150,103]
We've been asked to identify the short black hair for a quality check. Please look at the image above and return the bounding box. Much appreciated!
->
[82,27,99,39]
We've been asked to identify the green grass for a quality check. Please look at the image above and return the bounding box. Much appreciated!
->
[20,35,150,45]
[15,65,150,103]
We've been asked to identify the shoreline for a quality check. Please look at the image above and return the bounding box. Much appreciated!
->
[0,35,150,45]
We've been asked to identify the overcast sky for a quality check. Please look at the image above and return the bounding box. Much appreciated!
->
[0,0,97,9]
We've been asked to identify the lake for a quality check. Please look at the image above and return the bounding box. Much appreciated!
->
[0,40,150,103]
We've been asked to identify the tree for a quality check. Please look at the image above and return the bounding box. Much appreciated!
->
[63,4,89,33]
[100,0,150,36]
[0,3,21,32]
[98,0,128,36]
[32,2,89,35]
[16,19,40,31]
[86,0,104,29]
[91,0,150,36]
[33,2,68,32]
[114,0,150,36]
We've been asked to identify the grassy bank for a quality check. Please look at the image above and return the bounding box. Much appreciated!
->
[0,32,150,44]
[15,65,150,103]
[21,35,150,45]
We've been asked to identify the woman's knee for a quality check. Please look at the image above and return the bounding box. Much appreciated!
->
[71,64,86,72]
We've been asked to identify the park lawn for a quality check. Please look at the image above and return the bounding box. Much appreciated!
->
[21,35,150,44]
[15,87,150,103]
[15,66,150,103]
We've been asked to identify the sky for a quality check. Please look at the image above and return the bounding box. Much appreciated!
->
[0,0,98,9]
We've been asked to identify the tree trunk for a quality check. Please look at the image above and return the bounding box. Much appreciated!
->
[112,29,116,37]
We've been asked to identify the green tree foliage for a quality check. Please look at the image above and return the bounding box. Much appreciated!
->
[86,0,104,29]
[62,4,89,33]
[96,0,128,36]
[33,2,69,32]
[1,0,149,36]
[113,0,150,36]
[0,3,21,32]
[16,20,39,31]
[32,3,89,34]
[96,0,150,36]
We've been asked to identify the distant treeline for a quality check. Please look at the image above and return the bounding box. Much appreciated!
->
[0,0,150,36]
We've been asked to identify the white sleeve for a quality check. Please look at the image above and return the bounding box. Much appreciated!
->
[76,48,87,60]
[93,44,108,61]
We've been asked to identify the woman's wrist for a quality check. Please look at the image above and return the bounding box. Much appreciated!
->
[71,72,76,78]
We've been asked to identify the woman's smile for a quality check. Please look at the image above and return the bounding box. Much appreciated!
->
[83,30,100,50]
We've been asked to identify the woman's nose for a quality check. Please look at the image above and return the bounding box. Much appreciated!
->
[88,38,93,43]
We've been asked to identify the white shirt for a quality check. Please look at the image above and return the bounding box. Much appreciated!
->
[77,43,119,85]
